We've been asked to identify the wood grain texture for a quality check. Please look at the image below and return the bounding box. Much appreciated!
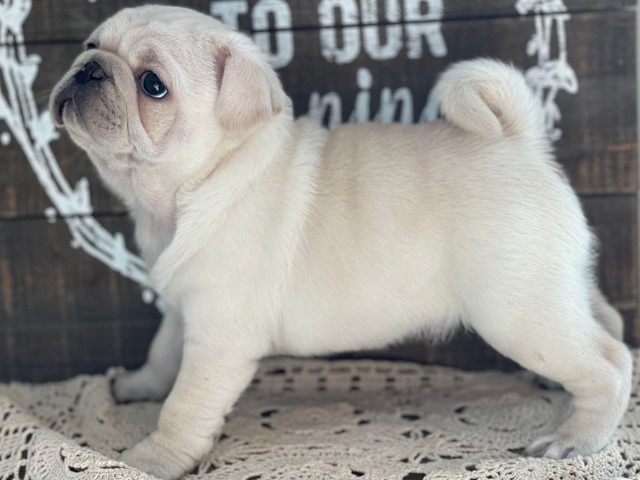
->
[7,0,635,45]
[0,216,158,382]
[1,10,636,218]
[585,195,639,311]
[0,193,635,381]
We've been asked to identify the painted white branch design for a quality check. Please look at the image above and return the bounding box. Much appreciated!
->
[0,0,574,308]
[0,0,154,304]
[517,0,578,141]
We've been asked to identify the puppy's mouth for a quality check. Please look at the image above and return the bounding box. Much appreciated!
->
[51,91,93,146]
[57,98,71,125]
[51,80,79,128]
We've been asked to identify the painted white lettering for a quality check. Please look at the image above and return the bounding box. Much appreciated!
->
[252,0,294,69]
[349,68,373,122]
[362,0,402,60]
[376,87,413,123]
[318,0,360,64]
[210,1,248,30]
[404,0,447,58]
[420,87,440,122]
[308,92,343,129]
[309,68,433,127]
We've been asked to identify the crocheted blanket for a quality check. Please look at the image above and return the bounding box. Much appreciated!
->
[1,352,639,480]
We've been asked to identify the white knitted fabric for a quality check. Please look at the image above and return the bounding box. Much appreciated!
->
[0,352,639,480]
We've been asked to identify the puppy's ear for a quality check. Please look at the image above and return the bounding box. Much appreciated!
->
[214,42,284,131]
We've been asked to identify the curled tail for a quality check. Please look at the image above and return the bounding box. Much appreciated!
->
[433,58,546,140]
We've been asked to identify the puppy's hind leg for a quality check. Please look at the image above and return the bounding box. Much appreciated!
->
[470,285,632,458]
[534,288,624,391]
[591,288,624,341]
[113,307,183,402]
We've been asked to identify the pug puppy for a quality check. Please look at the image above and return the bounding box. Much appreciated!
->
[50,5,631,479]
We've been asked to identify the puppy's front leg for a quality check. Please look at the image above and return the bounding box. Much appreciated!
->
[120,334,259,479]
[113,307,183,402]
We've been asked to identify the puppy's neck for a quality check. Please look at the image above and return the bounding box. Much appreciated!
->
[174,114,294,207]
[135,113,293,270]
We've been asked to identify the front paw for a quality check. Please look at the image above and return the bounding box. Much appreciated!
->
[113,369,171,403]
[120,432,200,480]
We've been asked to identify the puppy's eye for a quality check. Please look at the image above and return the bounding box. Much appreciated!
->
[140,71,168,99]
[86,42,97,50]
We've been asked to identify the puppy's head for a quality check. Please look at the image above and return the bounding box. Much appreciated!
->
[50,5,286,181]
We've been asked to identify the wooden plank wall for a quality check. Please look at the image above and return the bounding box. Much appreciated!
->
[0,0,637,381]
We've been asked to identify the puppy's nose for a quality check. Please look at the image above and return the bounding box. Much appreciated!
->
[74,61,105,84]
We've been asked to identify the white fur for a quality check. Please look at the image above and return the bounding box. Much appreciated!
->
[50,6,632,479]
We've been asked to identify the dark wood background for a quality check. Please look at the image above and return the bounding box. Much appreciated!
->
[0,0,637,381]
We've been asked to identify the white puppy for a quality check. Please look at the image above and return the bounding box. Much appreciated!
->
[50,5,631,479]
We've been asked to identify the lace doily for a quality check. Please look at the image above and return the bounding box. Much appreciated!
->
[0,351,638,480]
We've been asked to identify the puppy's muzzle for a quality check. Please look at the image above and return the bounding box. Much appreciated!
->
[51,60,108,127]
